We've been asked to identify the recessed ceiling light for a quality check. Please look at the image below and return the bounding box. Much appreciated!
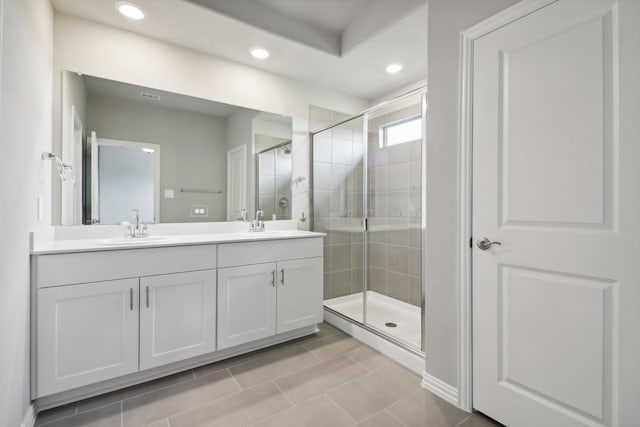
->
[250,47,270,60]
[386,63,404,74]
[116,2,146,20]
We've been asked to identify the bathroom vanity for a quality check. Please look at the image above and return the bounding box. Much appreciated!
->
[30,229,323,408]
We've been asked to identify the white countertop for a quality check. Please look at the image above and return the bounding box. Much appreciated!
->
[32,230,325,255]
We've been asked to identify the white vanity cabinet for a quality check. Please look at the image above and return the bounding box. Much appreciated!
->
[217,263,278,349]
[31,234,324,404]
[32,244,218,398]
[276,257,323,333]
[139,270,216,370]
[37,278,140,397]
[217,238,323,350]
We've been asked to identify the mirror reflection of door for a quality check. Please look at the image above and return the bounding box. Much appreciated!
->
[89,135,160,225]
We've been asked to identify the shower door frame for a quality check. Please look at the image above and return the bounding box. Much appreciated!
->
[311,86,427,355]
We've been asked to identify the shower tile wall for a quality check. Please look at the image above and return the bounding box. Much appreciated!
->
[311,103,422,307]
[367,102,422,307]
[312,116,364,301]
[367,138,422,307]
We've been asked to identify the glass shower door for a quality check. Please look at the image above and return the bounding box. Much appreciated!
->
[365,93,424,349]
[312,116,365,324]
[313,89,425,352]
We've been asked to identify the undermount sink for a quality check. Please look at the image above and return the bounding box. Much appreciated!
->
[234,231,291,238]
[92,236,177,246]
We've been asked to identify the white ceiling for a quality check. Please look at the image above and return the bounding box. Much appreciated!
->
[84,74,294,124]
[51,0,428,101]
[84,74,240,117]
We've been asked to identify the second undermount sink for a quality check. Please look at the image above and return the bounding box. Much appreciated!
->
[92,236,177,246]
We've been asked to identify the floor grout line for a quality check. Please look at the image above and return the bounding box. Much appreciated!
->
[455,413,475,427]
[250,351,346,386]
[72,371,199,417]
[272,380,295,407]
[324,392,359,425]
[227,367,243,392]
[160,374,285,422]
[385,408,410,427]
[354,409,387,426]
[343,349,382,373]
[244,381,297,427]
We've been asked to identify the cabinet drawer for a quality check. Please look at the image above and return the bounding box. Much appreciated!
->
[34,244,217,288]
[218,238,323,268]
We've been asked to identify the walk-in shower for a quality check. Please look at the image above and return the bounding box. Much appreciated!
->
[311,89,426,353]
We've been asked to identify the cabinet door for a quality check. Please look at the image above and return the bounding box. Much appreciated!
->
[37,278,139,397]
[217,263,277,350]
[140,270,216,370]
[277,257,323,334]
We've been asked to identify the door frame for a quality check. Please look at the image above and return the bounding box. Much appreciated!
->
[456,0,558,412]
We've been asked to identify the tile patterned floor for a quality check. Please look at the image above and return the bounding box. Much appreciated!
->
[35,323,503,427]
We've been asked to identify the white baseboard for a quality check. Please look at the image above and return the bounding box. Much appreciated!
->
[21,404,36,427]
[421,371,460,408]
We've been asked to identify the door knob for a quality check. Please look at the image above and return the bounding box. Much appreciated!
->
[477,238,502,250]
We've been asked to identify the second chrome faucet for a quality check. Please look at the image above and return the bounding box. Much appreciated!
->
[124,209,150,238]
[250,209,265,232]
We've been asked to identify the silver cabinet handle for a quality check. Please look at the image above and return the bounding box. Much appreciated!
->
[271,270,275,287]
[280,268,285,285]
[146,286,149,308]
[130,288,133,311]
[477,238,502,251]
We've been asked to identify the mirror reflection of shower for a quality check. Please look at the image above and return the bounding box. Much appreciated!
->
[256,141,292,220]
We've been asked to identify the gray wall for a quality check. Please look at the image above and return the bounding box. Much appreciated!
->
[425,0,520,388]
[87,95,228,222]
[0,0,54,425]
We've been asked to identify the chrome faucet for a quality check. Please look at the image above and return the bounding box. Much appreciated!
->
[250,209,265,232]
[124,209,149,238]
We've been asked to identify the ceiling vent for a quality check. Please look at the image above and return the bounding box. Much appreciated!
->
[140,91,160,101]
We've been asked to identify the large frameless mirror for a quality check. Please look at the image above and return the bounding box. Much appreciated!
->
[57,71,292,225]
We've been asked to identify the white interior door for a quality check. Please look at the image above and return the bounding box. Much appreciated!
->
[471,1,640,426]
[227,144,247,221]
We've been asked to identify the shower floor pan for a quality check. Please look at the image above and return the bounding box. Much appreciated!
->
[324,291,421,349]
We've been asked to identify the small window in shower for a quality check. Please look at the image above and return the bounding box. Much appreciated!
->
[379,115,422,148]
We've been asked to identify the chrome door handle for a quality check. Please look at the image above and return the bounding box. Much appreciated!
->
[477,238,502,251]
[280,268,285,285]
